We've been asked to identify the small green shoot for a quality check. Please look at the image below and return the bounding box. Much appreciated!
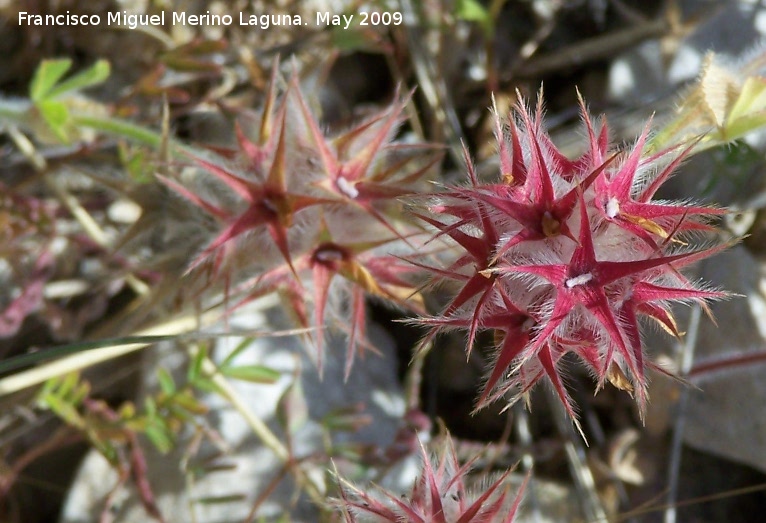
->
[28,58,110,142]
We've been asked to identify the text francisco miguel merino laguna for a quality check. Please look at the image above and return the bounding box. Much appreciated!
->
[17,11,349,29]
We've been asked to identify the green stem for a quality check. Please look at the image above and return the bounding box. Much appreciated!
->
[0,99,30,121]
[73,114,193,155]
[195,348,327,505]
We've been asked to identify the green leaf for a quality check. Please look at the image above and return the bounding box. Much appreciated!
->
[144,423,174,453]
[157,368,176,395]
[171,391,208,415]
[43,393,85,428]
[193,494,247,505]
[331,27,377,52]
[144,396,157,417]
[728,76,766,124]
[47,59,110,99]
[724,112,766,142]
[219,364,280,384]
[124,416,149,432]
[191,376,219,394]
[188,344,208,383]
[70,380,91,405]
[38,376,58,399]
[189,461,237,477]
[454,0,493,36]
[58,372,82,400]
[38,99,70,142]
[30,59,73,101]
[275,377,307,434]
[219,337,254,368]
[455,0,488,20]
[168,403,194,422]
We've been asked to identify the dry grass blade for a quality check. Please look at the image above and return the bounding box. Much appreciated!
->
[0,309,221,396]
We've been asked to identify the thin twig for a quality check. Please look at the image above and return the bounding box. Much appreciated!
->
[514,404,541,522]
[404,338,427,411]
[398,0,467,171]
[0,428,83,500]
[5,125,150,297]
[192,348,326,507]
[549,390,608,522]
[514,18,670,78]
[664,303,702,523]
[581,397,637,522]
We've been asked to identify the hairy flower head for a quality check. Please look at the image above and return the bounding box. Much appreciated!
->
[415,91,730,434]
[333,435,527,523]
